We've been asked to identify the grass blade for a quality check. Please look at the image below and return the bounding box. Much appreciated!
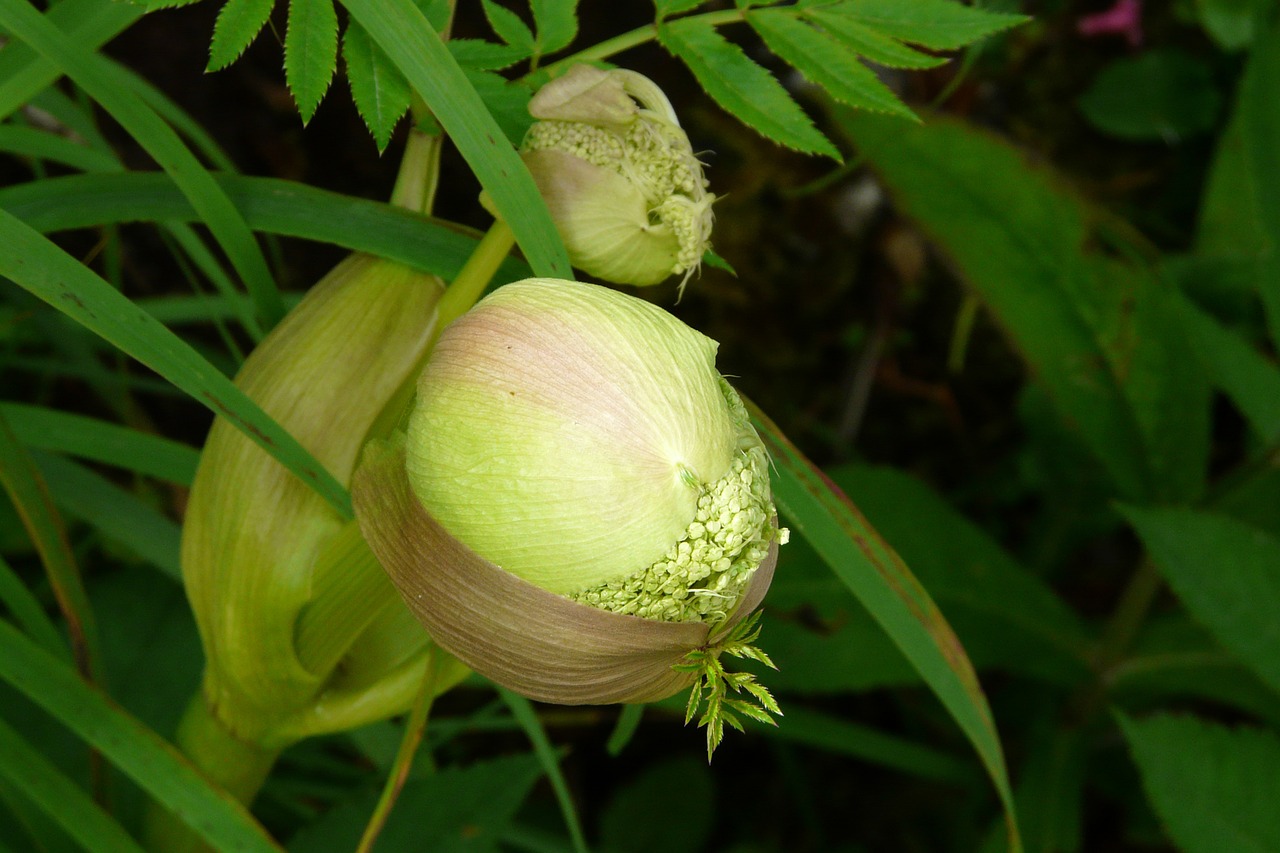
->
[0,208,352,518]
[0,619,283,853]
[0,553,68,662]
[339,0,572,279]
[0,0,285,327]
[497,689,589,853]
[749,402,1021,851]
[0,717,145,853]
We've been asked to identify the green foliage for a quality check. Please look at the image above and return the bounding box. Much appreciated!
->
[1120,714,1280,853]
[1078,50,1222,141]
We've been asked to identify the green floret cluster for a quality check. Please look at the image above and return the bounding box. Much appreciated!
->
[571,382,781,626]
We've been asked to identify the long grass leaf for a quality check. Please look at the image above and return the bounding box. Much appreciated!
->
[0,404,198,486]
[33,453,182,581]
[496,689,589,853]
[0,173,532,283]
[0,0,143,121]
[339,0,572,279]
[0,126,123,173]
[0,0,285,327]
[749,403,1022,851]
[0,717,144,853]
[0,619,283,853]
[0,209,352,517]
[0,553,68,661]
[0,411,103,686]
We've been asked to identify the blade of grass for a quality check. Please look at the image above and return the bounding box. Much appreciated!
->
[0,403,199,486]
[0,0,143,121]
[33,452,182,581]
[0,553,68,662]
[338,0,572,279]
[0,0,285,328]
[496,689,589,853]
[0,208,352,518]
[0,126,123,173]
[161,220,264,343]
[0,716,145,853]
[0,618,283,853]
[0,173,533,283]
[0,410,103,687]
[748,402,1022,852]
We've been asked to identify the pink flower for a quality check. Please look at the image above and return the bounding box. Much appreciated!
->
[1078,0,1143,48]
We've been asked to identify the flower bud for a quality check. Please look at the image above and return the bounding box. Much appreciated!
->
[519,65,715,288]
[183,254,460,744]
[353,279,783,709]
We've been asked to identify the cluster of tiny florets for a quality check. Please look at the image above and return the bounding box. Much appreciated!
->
[571,383,779,626]
[522,106,714,280]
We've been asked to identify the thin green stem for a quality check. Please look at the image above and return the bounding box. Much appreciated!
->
[947,294,980,374]
[435,219,517,329]
[389,129,443,215]
[531,9,745,81]
[355,648,441,853]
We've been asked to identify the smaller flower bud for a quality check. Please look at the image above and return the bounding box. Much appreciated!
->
[520,65,715,288]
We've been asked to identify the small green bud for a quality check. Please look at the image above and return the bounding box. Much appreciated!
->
[353,279,784,711]
[520,65,715,288]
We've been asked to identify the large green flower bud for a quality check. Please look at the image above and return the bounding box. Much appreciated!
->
[353,279,783,714]
[182,255,465,748]
[519,66,715,288]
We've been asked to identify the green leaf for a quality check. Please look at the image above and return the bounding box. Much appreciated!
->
[1120,713,1280,853]
[749,403,1022,851]
[33,453,182,581]
[0,208,353,518]
[0,403,200,486]
[288,753,543,852]
[840,109,1211,503]
[658,16,841,159]
[812,0,1029,50]
[1122,506,1280,697]
[654,0,710,17]
[497,689,589,853]
[600,756,713,853]
[0,172,532,286]
[0,553,68,662]
[447,37,529,71]
[0,619,282,853]
[343,19,413,151]
[529,0,577,55]
[0,717,144,853]
[1078,50,1222,141]
[748,9,916,120]
[1195,0,1276,51]
[339,0,572,279]
[0,0,286,328]
[1235,21,1280,351]
[0,126,122,173]
[481,0,535,52]
[803,9,947,70]
[285,0,339,124]
[1177,296,1280,442]
[207,0,276,71]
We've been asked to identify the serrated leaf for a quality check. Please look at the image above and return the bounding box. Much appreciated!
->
[529,0,577,55]
[343,19,412,151]
[464,67,535,144]
[818,0,1028,50]
[285,0,339,124]
[654,0,710,17]
[207,0,275,71]
[1122,506,1280,696]
[1120,714,1280,853]
[659,17,840,158]
[750,9,916,120]
[482,0,535,51]
[448,37,530,71]
[805,9,946,69]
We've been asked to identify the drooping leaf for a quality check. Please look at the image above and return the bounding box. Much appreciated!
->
[811,0,1029,51]
[749,404,1022,851]
[207,0,276,71]
[840,109,1211,504]
[285,0,340,124]
[1122,506,1280,697]
[529,0,577,55]
[748,9,916,120]
[658,16,841,159]
[343,19,413,151]
[1120,713,1280,853]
